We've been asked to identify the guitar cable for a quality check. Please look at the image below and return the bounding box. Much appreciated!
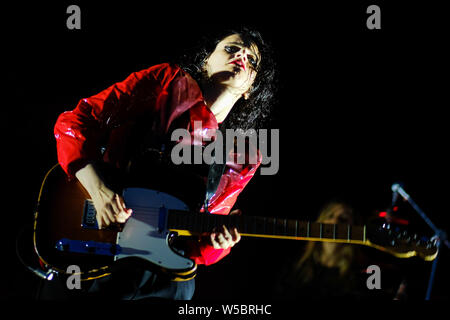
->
[15,223,56,281]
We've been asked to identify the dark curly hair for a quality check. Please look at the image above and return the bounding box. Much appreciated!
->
[175,27,278,131]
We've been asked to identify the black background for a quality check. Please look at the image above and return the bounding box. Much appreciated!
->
[3,0,449,303]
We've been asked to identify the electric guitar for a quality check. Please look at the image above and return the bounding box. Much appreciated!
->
[33,164,439,282]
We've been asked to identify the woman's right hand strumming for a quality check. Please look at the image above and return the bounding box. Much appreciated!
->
[75,163,132,229]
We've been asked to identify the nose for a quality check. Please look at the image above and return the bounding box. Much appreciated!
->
[236,49,248,63]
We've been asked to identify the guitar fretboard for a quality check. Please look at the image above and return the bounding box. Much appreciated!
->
[167,210,367,243]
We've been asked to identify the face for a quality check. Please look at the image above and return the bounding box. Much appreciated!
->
[204,34,261,98]
[320,204,353,225]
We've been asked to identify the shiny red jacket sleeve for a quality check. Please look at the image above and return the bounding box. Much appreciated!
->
[184,239,231,266]
[186,163,261,266]
[54,63,179,178]
[188,150,262,266]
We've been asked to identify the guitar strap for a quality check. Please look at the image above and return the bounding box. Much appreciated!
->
[204,127,230,214]
[204,151,227,214]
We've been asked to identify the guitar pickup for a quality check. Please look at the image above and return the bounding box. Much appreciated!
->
[81,200,126,231]
[82,200,98,229]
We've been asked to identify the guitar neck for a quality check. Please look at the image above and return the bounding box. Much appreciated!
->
[167,210,368,244]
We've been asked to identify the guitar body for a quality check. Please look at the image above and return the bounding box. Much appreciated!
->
[34,164,196,281]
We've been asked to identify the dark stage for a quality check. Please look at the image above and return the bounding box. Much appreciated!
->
[3,0,449,306]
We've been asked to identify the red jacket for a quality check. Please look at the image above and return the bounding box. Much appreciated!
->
[54,63,261,266]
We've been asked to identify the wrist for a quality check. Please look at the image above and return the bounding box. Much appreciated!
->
[75,163,107,199]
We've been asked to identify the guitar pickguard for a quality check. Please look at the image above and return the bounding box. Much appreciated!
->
[115,188,195,272]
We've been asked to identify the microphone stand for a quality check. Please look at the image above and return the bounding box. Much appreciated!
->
[391,184,449,300]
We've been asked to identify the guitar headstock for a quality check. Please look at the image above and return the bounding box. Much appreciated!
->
[367,222,438,261]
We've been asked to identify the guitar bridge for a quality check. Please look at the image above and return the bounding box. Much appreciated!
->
[55,238,122,256]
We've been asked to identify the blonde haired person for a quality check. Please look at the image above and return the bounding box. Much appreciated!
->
[274,201,370,299]
[294,201,357,284]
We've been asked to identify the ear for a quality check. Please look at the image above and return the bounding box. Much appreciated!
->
[201,59,208,72]
[202,53,213,71]
[243,87,254,100]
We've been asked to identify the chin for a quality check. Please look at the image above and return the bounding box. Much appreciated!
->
[210,69,251,92]
[225,74,250,89]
